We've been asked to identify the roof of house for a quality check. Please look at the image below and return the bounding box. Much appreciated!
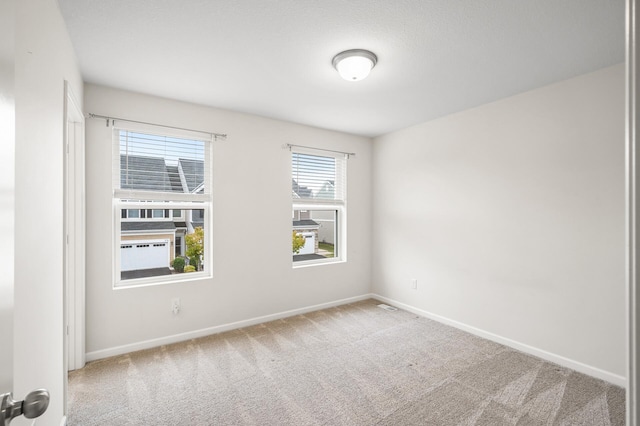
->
[122,221,177,232]
[293,219,319,228]
[120,155,205,194]
[316,180,336,199]
[166,165,184,193]
[179,158,204,193]
[120,155,173,192]
[292,179,312,198]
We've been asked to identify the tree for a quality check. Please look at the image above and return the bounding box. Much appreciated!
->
[292,231,305,254]
[186,227,204,270]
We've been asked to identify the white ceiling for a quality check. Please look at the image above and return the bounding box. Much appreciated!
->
[58,0,625,137]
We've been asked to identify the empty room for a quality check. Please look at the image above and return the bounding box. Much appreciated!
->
[1,0,636,425]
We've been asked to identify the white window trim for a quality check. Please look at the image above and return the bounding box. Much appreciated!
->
[292,204,346,268]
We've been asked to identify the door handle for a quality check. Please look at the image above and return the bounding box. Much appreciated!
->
[1,389,49,426]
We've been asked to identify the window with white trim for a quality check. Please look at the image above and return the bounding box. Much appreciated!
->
[113,127,212,287]
[291,150,346,265]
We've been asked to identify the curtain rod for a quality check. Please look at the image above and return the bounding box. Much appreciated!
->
[87,113,227,140]
[284,143,355,157]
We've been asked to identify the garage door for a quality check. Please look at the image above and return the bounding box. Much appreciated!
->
[121,239,170,271]
[298,232,315,255]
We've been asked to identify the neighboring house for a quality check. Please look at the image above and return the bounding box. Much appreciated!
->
[315,180,335,199]
[292,179,320,256]
[120,154,204,272]
[312,180,336,244]
[293,216,320,256]
[180,158,205,232]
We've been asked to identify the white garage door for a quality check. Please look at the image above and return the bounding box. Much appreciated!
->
[298,232,315,255]
[121,239,170,271]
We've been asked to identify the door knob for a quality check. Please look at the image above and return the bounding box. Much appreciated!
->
[1,389,49,426]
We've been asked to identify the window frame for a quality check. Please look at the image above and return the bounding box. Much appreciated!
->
[292,204,345,267]
[112,124,213,289]
[291,149,347,267]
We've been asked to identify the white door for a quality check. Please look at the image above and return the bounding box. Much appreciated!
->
[0,0,15,396]
[7,1,83,425]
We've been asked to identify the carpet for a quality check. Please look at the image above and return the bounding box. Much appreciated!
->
[68,299,625,425]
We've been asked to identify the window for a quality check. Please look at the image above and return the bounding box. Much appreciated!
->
[291,150,346,265]
[121,206,174,220]
[175,236,182,258]
[113,127,212,287]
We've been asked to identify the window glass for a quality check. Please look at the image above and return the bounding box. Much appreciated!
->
[120,211,206,281]
[114,129,211,287]
[291,150,346,265]
[293,209,337,262]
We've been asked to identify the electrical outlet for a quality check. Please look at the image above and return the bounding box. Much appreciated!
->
[171,298,180,315]
[411,279,417,290]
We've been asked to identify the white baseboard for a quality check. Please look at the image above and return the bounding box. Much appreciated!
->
[59,415,67,426]
[371,294,627,388]
[85,292,625,388]
[85,294,373,362]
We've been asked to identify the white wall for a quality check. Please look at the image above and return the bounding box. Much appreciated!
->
[372,64,626,381]
[13,0,82,424]
[0,0,15,394]
[84,84,372,356]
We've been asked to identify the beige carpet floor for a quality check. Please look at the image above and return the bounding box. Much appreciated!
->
[68,299,625,425]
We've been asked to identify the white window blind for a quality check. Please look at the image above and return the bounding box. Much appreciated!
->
[292,152,345,203]
[114,130,211,201]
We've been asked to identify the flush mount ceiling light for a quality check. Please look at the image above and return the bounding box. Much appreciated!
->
[332,49,377,82]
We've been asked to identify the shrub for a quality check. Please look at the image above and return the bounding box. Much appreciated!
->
[186,227,204,269]
[184,265,196,273]
[292,231,305,254]
[173,257,186,273]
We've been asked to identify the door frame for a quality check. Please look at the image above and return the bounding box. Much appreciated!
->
[63,81,85,380]
[628,0,639,424]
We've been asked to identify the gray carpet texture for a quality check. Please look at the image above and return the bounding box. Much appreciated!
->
[68,299,625,425]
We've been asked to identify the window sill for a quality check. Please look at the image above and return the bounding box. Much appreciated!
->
[113,271,211,290]
[292,258,345,269]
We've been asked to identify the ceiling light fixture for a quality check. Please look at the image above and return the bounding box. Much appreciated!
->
[332,49,377,82]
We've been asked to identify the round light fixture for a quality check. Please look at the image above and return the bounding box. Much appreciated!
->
[332,49,377,82]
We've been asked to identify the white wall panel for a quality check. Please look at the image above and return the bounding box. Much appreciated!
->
[84,84,372,355]
[372,64,626,379]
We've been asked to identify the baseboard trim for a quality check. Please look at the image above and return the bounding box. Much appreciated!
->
[371,294,627,388]
[85,294,373,362]
[85,292,625,388]
[60,415,67,426]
